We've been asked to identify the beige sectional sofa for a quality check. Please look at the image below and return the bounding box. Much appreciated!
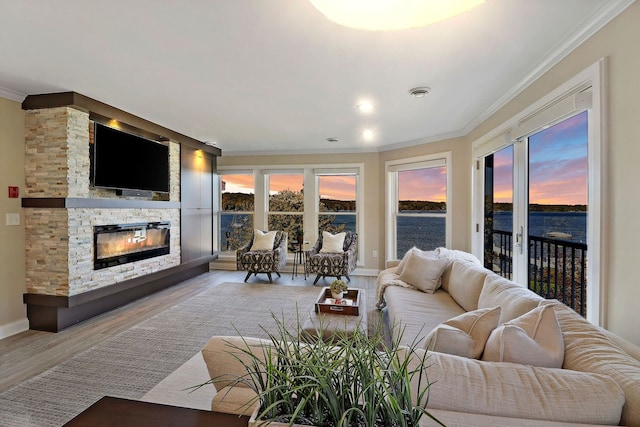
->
[198,248,640,426]
[377,248,640,426]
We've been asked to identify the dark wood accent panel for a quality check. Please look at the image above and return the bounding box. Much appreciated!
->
[21,198,180,209]
[64,396,250,427]
[22,92,221,156]
[23,257,215,332]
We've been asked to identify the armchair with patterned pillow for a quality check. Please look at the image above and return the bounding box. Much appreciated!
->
[306,231,358,285]
[236,229,288,283]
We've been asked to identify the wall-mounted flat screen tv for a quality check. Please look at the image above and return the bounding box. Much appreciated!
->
[91,123,170,194]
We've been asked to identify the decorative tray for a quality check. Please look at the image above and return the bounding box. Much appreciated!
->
[314,287,360,316]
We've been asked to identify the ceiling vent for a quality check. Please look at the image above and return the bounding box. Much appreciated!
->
[409,87,431,98]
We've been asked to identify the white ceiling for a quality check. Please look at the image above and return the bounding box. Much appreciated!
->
[0,0,633,155]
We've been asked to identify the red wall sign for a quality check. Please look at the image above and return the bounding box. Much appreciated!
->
[8,186,19,198]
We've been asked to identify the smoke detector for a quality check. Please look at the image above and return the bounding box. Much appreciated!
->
[409,87,431,98]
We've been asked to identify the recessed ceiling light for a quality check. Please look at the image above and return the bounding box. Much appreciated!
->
[409,87,431,98]
[356,102,374,113]
[362,130,374,140]
[203,141,218,147]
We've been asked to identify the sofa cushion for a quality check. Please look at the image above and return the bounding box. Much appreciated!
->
[478,274,543,322]
[211,385,258,416]
[397,250,450,294]
[202,336,273,416]
[446,261,490,312]
[541,300,640,426]
[426,408,608,427]
[436,248,481,292]
[320,231,346,253]
[425,306,501,359]
[384,286,465,347]
[249,229,277,251]
[403,349,625,425]
[201,336,271,389]
[482,305,564,368]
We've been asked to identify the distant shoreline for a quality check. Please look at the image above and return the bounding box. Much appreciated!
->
[222,193,587,213]
[493,203,586,213]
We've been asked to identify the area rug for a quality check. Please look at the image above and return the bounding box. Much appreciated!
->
[0,281,378,427]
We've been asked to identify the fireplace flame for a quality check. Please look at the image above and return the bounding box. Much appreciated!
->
[96,228,168,260]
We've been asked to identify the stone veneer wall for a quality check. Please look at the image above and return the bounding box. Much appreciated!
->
[24,107,181,297]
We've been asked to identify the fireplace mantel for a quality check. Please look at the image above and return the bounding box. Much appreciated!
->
[22,198,180,209]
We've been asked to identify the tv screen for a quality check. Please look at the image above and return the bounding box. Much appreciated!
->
[92,123,170,194]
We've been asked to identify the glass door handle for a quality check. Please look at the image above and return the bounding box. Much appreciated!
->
[515,226,524,254]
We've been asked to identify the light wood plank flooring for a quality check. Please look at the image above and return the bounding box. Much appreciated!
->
[0,269,376,394]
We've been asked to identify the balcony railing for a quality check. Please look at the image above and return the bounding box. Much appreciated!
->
[489,230,588,317]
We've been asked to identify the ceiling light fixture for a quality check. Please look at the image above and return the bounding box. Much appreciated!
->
[362,129,374,140]
[308,0,486,31]
[356,102,374,113]
[409,86,431,98]
[203,141,218,147]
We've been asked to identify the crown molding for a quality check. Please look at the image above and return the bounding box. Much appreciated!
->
[462,0,635,138]
[0,86,27,102]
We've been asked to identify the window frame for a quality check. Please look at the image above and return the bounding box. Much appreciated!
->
[216,170,256,253]
[315,169,359,236]
[385,152,453,261]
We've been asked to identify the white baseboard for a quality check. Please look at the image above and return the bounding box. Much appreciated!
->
[0,318,29,340]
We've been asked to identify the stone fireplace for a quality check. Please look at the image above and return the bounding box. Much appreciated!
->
[94,222,170,270]
[21,92,218,332]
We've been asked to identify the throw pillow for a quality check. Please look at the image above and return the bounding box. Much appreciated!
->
[249,229,277,251]
[482,304,564,368]
[397,250,450,294]
[320,231,346,253]
[396,247,437,276]
[424,306,501,358]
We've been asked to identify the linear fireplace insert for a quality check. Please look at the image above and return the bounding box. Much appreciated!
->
[94,222,170,270]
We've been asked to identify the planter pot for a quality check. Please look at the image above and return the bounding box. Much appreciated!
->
[248,406,305,427]
[331,291,344,300]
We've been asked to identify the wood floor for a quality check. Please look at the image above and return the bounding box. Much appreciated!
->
[0,269,376,394]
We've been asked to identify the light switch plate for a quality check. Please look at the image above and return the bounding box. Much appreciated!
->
[6,213,20,226]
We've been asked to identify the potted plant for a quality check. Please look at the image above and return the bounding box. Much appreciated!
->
[329,279,348,300]
[220,316,443,427]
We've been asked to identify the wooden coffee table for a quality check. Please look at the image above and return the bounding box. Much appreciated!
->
[301,287,368,341]
[63,396,249,427]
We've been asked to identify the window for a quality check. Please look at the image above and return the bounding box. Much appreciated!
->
[219,172,254,252]
[386,154,452,259]
[473,60,604,324]
[216,164,363,264]
[267,173,304,243]
[317,173,357,234]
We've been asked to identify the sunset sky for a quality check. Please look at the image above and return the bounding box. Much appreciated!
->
[222,112,586,205]
[494,111,588,205]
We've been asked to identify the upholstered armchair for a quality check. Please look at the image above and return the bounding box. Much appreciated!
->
[306,231,358,285]
[236,230,288,283]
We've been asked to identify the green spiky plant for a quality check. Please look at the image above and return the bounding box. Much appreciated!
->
[214,314,444,427]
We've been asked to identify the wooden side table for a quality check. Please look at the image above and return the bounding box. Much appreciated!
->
[63,396,249,427]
